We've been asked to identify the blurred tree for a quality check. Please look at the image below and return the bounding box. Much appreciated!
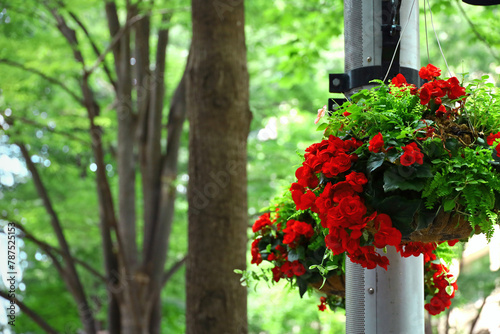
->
[185,0,251,333]
[0,0,190,332]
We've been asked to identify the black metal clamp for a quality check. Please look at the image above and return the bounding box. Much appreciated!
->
[328,0,421,111]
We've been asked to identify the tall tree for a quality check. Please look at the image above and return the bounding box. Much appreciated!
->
[0,1,189,332]
[185,0,251,333]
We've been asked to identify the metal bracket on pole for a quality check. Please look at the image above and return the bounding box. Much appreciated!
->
[329,0,421,110]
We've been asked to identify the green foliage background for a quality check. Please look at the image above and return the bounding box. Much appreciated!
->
[0,0,499,333]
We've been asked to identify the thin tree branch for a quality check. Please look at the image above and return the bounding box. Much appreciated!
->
[6,221,65,275]
[0,290,59,334]
[7,221,106,282]
[92,6,188,76]
[103,4,143,331]
[457,1,500,64]
[43,2,85,65]
[90,10,143,75]
[0,58,83,105]
[142,13,171,263]
[146,68,188,303]
[17,143,97,334]
[162,256,187,287]
[67,10,117,89]
[6,115,89,145]
[469,296,488,334]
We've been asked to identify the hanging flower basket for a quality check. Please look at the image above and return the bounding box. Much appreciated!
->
[243,64,500,315]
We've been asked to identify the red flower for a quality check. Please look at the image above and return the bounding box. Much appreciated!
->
[373,214,402,247]
[292,260,306,276]
[345,171,368,192]
[325,206,348,229]
[424,262,457,315]
[447,77,466,100]
[435,104,447,117]
[391,73,407,87]
[485,137,500,157]
[318,304,326,311]
[368,132,384,153]
[283,220,314,247]
[295,165,319,189]
[252,213,273,233]
[251,238,263,265]
[293,221,314,238]
[400,142,424,166]
[280,261,294,278]
[487,132,500,146]
[272,266,283,282]
[419,64,441,81]
[315,183,335,215]
[338,196,367,221]
[331,181,357,202]
[322,153,352,177]
[419,84,432,105]
[318,296,328,311]
[325,234,344,255]
[397,242,437,263]
[348,246,390,270]
[290,184,317,211]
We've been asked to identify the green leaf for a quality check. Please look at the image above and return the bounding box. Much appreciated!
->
[374,196,422,236]
[297,278,309,298]
[387,149,402,163]
[383,169,425,192]
[288,249,299,262]
[445,138,460,156]
[316,123,328,131]
[367,152,386,174]
[443,199,456,212]
[416,207,439,230]
[414,164,433,178]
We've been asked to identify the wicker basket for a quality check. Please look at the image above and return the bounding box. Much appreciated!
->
[309,274,345,297]
[405,209,478,243]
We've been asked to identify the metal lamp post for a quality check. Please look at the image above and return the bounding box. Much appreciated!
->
[330,1,424,333]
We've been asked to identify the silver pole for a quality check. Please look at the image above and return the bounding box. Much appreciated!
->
[346,248,424,334]
[343,1,424,333]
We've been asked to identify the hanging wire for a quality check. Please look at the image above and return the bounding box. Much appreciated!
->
[382,0,418,83]
[425,0,452,77]
[424,0,430,64]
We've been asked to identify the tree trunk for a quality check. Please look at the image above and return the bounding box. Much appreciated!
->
[186,1,251,334]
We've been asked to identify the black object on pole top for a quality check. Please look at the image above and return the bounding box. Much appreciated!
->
[462,0,500,5]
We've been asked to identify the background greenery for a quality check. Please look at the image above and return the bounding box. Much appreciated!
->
[0,0,499,333]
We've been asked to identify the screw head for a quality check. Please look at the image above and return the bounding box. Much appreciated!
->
[368,287,375,294]
[367,56,372,63]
